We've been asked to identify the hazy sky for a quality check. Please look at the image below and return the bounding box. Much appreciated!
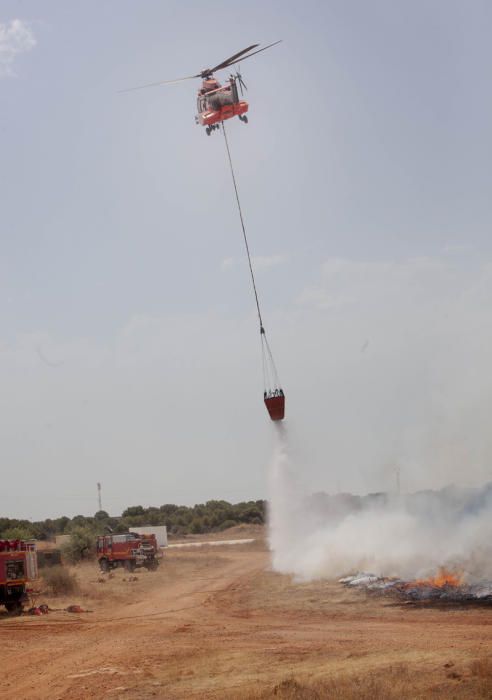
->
[1,1,492,519]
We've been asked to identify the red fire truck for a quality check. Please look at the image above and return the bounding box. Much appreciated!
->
[96,533,160,572]
[0,540,38,615]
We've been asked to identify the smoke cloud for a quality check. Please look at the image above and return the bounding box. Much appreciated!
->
[0,19,36,77]
[269,426,492,582]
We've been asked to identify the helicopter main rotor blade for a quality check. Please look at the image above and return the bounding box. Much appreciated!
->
[206,44,259,75]
[216,40,282,73]
[118,74,198,93]
[119,40,281,93]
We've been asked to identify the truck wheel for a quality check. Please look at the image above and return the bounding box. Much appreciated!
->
[124,560,135,572]
[5,600,23,616]
[99,558,109,573]
[146,559,159,571]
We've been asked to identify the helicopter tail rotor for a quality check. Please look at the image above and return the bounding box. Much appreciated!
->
[234,64,248,95]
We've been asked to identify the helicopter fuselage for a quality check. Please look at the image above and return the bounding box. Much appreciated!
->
[195,75,248,132]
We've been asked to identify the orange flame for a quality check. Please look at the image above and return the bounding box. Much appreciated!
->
[408,568,463,589]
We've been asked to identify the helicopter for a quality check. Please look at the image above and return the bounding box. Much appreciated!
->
[121,41,281,135]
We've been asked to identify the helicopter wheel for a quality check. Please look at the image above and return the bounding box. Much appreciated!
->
[206,127,211,136]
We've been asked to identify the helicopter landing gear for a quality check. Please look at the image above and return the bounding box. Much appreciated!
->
[206,124,220,136]
[239,115,248,123]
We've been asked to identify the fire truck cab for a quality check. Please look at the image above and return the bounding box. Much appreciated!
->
[96,533,160,573]
[0,540,38,615]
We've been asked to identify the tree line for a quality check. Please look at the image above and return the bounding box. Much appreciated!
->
[0,499,266,542]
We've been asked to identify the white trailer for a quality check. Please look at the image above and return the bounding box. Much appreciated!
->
[130,525,168,548]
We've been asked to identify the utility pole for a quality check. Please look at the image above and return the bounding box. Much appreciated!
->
[395,465,401,496]
[97,482,102,512]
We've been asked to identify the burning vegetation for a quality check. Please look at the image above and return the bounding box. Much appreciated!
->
[340,568,492,604]
[409,568,463,589]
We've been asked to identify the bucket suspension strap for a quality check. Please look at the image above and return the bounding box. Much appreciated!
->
[261,327,281,393]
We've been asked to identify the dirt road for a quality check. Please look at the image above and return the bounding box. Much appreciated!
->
[1,544,491,699]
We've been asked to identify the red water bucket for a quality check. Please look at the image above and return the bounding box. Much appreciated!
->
[264,394,285,421]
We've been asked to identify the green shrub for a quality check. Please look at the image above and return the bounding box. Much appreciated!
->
[190,517,204,534]
[61,526,95,564]
[218,519,238,531]
[42,565,78,596]
[0,498,267,542]
[1,526,34,540]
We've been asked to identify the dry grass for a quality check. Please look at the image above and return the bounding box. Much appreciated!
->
[38,550,231,608]
[468,657,492,697]
[241,568,387,620]
[233,660,492,699]
[236,667,413,700]
[182,538,268,553]
[41,565,78,596]
[170,523,265,543]
[470,656,492,678]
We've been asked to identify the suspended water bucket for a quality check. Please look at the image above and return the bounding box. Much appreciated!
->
[261,328,285,420]
[264,390,285,421]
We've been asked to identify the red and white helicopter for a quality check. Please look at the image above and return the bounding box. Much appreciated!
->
[121,41,281,135]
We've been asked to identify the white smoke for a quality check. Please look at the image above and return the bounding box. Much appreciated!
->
[268,426,492,582]
[0,19,36,77]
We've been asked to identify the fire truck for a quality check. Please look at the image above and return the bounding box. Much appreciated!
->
[96,532,160,572]
[0,540,38,615]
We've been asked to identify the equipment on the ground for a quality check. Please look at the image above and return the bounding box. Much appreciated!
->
[0,540,38,615]
[96,533,161,572]
[120,41,281,134]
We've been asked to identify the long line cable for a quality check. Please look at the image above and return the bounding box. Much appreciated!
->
[221,121,264,332]
[221,120,282,393]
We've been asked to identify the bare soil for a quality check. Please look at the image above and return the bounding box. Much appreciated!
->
[0,533,491,699]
